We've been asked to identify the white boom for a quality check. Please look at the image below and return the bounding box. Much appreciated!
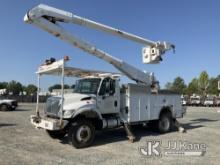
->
[24,4,174,86]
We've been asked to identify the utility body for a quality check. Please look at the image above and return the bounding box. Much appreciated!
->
[24,4,185,148]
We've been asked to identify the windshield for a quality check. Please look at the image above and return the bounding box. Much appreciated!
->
[74,78,101,94]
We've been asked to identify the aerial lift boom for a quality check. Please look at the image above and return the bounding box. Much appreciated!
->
[24,4,174,86]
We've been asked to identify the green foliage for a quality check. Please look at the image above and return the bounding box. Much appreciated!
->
[164,82,172,90]
[48,84,70,92]
[25,84,37,95]
[165,72,220,96]
[207,77,220,95]
[171,77,186,94]
[64,84,70,89]
[7,80,23,95]
[0,82,8,89]
[198,71,209,96]
[165,77,186,94]
[186,78,198,95]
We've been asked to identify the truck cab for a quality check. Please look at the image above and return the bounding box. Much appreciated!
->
[190,95,201,106]
[45,76,120,120]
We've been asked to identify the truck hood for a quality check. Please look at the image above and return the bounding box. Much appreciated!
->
[0,99,16,103]
[63,93,96,101]
[62,93,96,111]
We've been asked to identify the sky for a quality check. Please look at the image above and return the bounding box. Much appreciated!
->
[0,0,220,90]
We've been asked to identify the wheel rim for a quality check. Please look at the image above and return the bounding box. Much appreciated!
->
[160,117,170,131]
[76,125,91,143]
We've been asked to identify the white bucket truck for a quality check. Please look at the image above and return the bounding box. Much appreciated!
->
[24,4,185,148]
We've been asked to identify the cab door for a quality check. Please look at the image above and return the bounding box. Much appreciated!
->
[97,77,118,114]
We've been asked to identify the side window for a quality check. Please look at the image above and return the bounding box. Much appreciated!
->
[109,79,115,95]
[105,80,110,94]
[99,78,111,96]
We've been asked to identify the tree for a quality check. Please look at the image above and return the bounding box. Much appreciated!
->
[164,82,172,90]
[49,84,61,92]
[64,84,70,89]
[22,85,27,95]
[186,78,198,95]
[207,76,220,95]
[48,84,70,92]
[26,84,37,95]
[198,71,209,96]
[0,82,8,89]
[170,77,186,94]
[7,80,23,95]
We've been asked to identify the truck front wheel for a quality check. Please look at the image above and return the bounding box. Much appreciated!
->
[68,119,95,148]
[46,130,66,139]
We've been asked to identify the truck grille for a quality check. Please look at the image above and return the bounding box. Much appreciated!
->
[45,97,61,116]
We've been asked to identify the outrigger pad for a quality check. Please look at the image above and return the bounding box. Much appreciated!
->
[124,123,136,143]
[173,119,186,133]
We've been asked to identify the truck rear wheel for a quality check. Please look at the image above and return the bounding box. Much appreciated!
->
[68,119,95,148]
[158,113,172,133]
[46,130,66,139]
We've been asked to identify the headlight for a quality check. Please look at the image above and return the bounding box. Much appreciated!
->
[58,110,75,118]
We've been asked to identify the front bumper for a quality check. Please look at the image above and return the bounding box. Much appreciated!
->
[30,115,68,130]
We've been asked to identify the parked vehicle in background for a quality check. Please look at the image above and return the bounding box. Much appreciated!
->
[215,97,220,107]
[190,94,201,106]
[0,96,18,111]
[181,95,189,106]
[204,96,216,107]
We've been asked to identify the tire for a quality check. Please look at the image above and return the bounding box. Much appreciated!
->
[46,130,66,139]
[158,112,172,133]
[68,119,95,149]
[0,104,9,111]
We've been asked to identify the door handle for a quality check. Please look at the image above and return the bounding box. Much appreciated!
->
[114,101,117,107]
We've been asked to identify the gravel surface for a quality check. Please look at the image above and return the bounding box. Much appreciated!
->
[0,104,220,165]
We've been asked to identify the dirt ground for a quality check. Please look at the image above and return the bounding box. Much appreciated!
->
[0,104,220,165]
